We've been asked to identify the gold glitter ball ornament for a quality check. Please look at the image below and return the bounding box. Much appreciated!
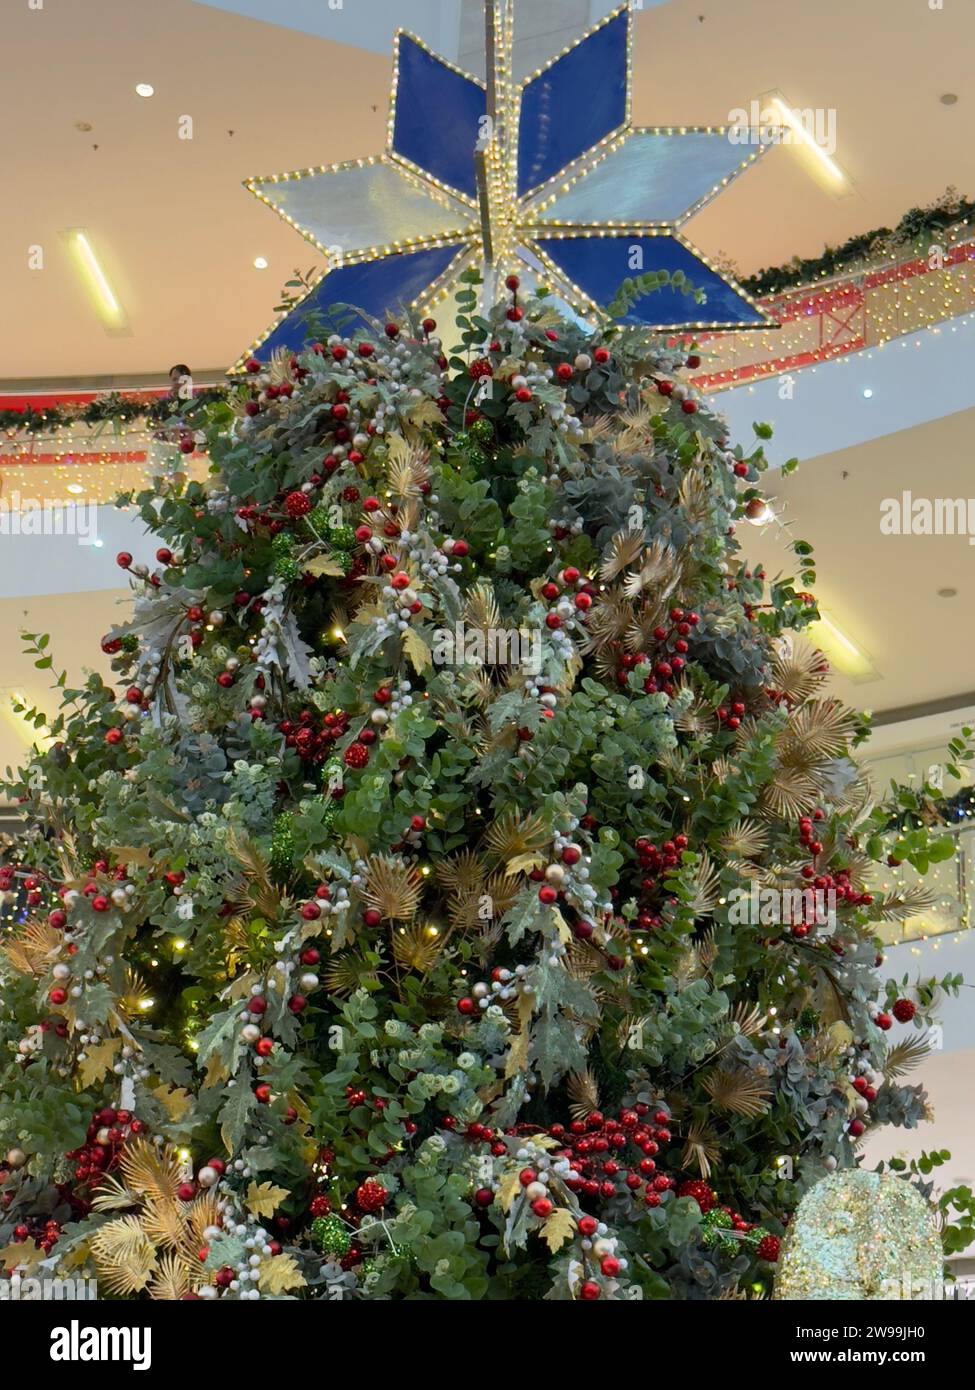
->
[773,1170,942,1300]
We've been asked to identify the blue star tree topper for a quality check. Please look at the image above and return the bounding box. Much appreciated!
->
[236,0,771,369]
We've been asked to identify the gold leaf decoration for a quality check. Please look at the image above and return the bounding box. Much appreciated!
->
[872,886,937,922]
[89,1216,157,1295]
[149,1251,190,1301]
[484,808,550,870]
[770,638,827,706]
[702,1065,772,1118]
[118,1139,183,1205]
[78,1039,122,1089]
[884,1033,933,1081]
[566,1067,601,1123]
[622,537,678,600]
[3,918,63,976]
[362,855,423,922]
[246,1181,290,1220]
[392,923,444,974]
[542,1208,577,1254]
[781,701,856,763]
[600,528,646,583]
[681,1120,721,1179]
[258,1252,307,1295]
[687,851,722,917]
[720,819,769,860]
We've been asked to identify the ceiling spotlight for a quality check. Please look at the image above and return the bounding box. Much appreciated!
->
[135,83,155,98]
[938,587,958,599]
[940,93,959,106]
[253,256,269,270]
[862,387,873,398]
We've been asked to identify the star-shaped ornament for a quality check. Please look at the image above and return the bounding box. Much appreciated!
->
[235,0,771,370]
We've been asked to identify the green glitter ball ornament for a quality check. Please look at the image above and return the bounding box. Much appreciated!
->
[330,524,356,552]
[306,504,332,535]
[468,418,494,445]
[311,1213,351,1258]
[701,1208,736,1255]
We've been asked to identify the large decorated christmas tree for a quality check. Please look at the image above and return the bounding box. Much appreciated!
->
[0,1,963,1304]
[0,273,954,1301]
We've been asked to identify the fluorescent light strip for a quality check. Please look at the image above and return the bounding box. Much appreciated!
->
[769,96,847,187]
[809,611,878,682]
[69,231,124,327]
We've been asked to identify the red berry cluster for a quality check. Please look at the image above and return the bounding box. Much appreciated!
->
[632,832,688,928]
[278,707,351,767]
[66,1106,144,1197]
[715,699,746,732]
[548,1106,676,1211]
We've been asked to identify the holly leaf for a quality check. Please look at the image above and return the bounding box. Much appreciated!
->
[219,1082,256,1155]
[542,1208,576,1254]
[78,1038,121,1089]
[258,1252,306,1295]
[245,1181,290,1220]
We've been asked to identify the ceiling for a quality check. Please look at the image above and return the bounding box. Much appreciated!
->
[2,0,972,382]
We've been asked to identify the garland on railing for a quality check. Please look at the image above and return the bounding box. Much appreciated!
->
[740,188,974,297]
[0,388,228,437]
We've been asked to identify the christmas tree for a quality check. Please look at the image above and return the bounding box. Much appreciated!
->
[0,277,958,1301]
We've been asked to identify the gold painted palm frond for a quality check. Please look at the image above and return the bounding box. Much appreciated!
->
[780,701,856,764]
[483,808,550,873]
[90,1175,135,1213]
[702,1065,772,1119]
[457,667,496,706]
[119,1140,183,1205]
[770,638,828,706]
[672,944,705,990]
[462,580,502,638]
[730,1001,768,1038]
[678,470,711,529]
[435,850,486,895]
[579,594,633,652]
[187,1193,221,1245]
[224,828,279,918]
[141,1198,191,1253]
[885,1034,932,1080]
[600,528,647,583]
[3,917,63,977]
[583,412,615,444]
[148,1250,191,1301]
[687,851,722,917]
[117,966,153,1019]
[720,818,769,861]
[615,405,655,453]
[622,537,679,600]
[392,923,444,974]
[761,766,820,820]
[682,1120,721,1180]
[362,855,423,922]
[385,434,430,500]
[567,1067,601,1124]
[872,885,938,922]
[89,1216,157,1295]
[322,953,379,997]
[625,601,668,652]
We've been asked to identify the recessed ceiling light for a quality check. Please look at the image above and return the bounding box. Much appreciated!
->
[862,387,873,398]
[940,93,959,106]
[135,83,155,98]
[938,587,958,599]
[66,483,84,495]
[253,256,269,270]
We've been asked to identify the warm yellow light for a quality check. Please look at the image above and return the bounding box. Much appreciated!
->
[809,612,878,681]
[68,231,124,326]
[173,938,187,952]
[769,97,847,188]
